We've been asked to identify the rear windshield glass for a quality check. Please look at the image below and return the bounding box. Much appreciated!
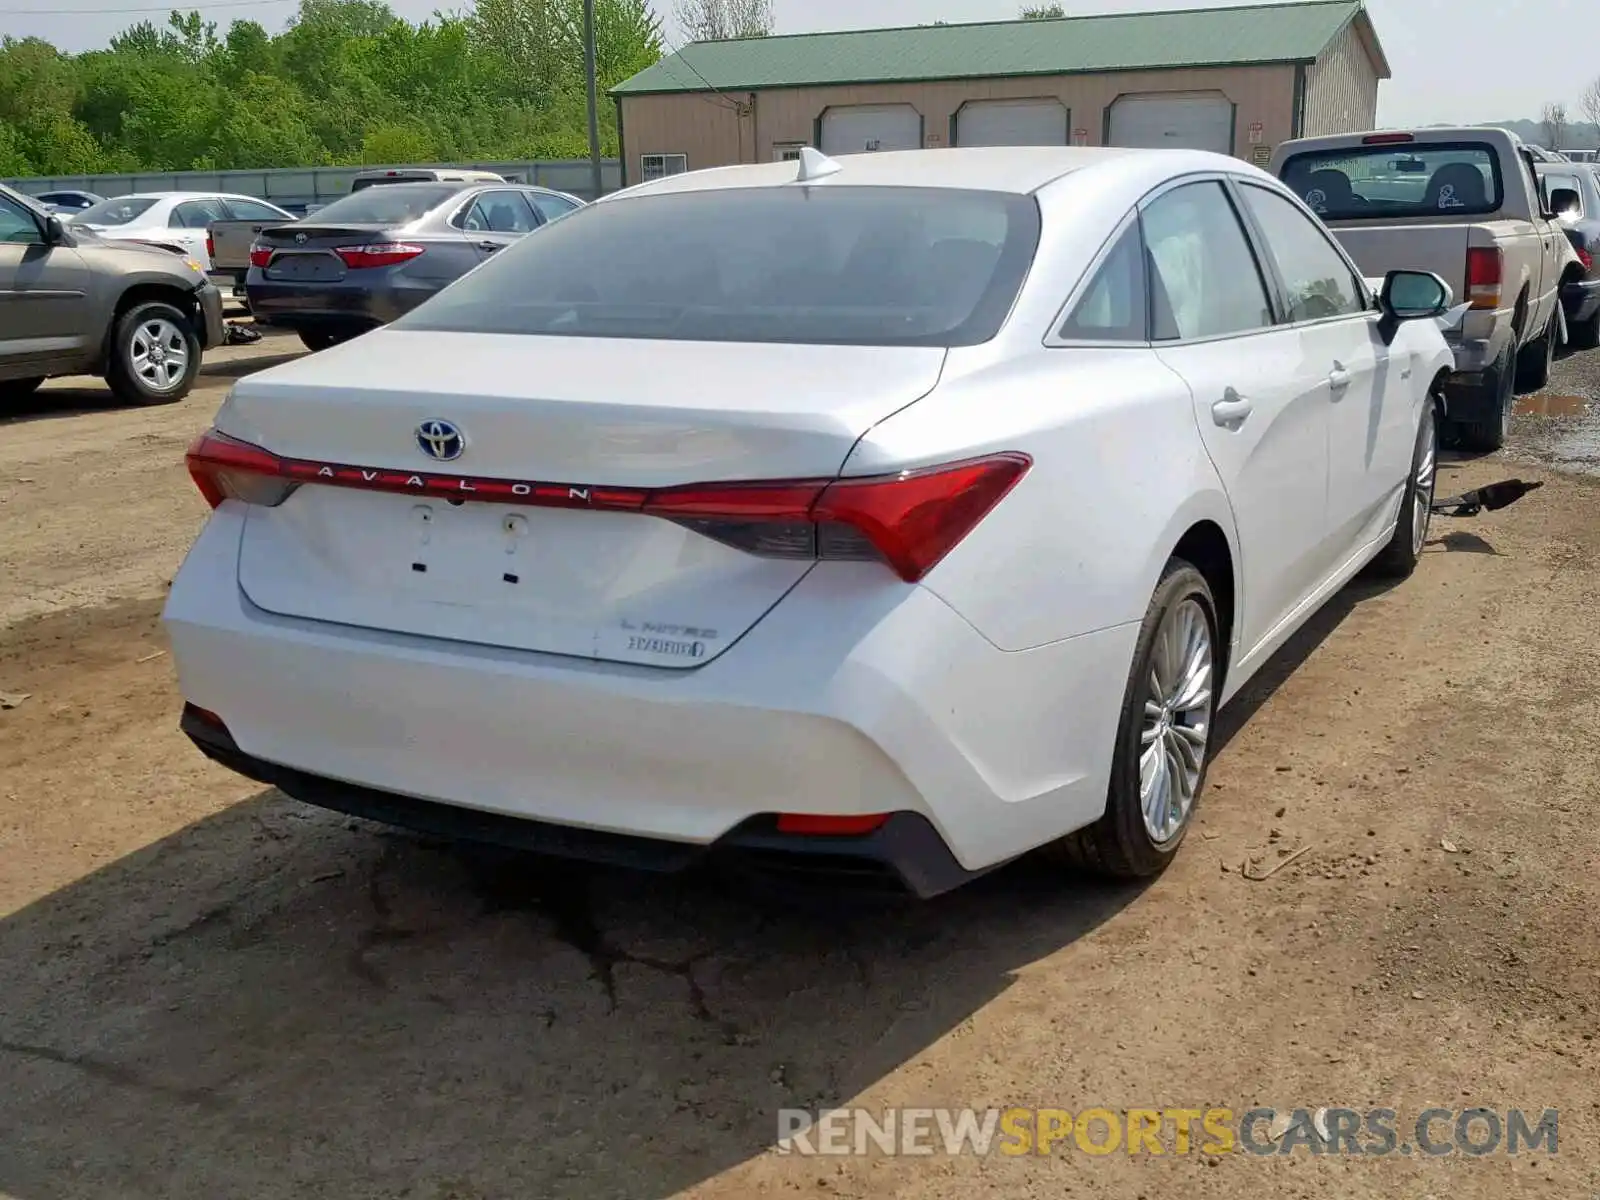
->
[396,186,1040,347]
[309,185,461,224]
[1280,142,1504,220]
[351,172,437,191]
[74,197,158,226]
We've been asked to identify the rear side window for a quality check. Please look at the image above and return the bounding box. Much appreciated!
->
[1280,142,1503,220]
[397,186,1042,348]
[1142,181,1274,341]
[1058,223,1146,341]
[310,185,461,223]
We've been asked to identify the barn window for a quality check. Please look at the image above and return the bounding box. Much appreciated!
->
[640,153,688,181]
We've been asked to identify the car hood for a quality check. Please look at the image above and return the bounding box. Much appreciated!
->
[74,231,207,280]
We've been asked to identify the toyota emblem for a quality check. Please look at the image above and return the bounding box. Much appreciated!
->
[416,419,466,462]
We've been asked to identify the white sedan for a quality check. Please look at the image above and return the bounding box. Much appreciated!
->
[165,147,1454,897]
[70,191,293,273]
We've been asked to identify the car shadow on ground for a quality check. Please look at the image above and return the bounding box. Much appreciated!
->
[0,573,1383,1199]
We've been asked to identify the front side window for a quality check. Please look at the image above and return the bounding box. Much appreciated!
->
[460,191,537,233]
[528,192,579,223]
[1141,181,1274,341]
[226,198,289,221]
[397,186,1042,348]
[1058,222,1146,341]
[0,194,42,244]
[1280,142,1502,220]
[1238,184,1366,323]
[171,198,230,229]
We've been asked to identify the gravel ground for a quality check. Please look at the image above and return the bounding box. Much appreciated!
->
[2,339,1599,1199]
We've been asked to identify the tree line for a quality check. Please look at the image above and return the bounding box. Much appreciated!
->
[0,0,674,177]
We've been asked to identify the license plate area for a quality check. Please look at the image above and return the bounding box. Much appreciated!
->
[268,252,344,282]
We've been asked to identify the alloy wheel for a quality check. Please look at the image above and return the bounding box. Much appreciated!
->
[1139,597,1214,845]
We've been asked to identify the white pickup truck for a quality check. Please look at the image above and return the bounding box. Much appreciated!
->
[1270,127,1581,451]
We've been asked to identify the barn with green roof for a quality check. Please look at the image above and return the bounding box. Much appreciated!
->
[610,0,1388,184]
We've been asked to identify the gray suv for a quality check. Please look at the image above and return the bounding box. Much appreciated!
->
[1,182,226,406]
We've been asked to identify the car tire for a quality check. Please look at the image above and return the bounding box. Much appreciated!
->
[0,376,45,400]
[1514,312,1557,394]
[298,330,348,353]
[1452,344,1514,453]
[1053,560,1219,880]
[1367,400,1437,579]
[105,302,201,407]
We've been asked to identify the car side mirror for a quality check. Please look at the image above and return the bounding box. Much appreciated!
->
[41,213,67,244]
[1549,187,1581,218]
[1378,270,1450,342]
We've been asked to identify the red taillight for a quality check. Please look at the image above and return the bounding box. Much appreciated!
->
[334,242,424,269]
[1579,246,1594,271]
[642,453,1032,581]
[1466,246,1502,310]
[186,429,300,509]
[775,813,889,836]
[180,427,1029,583]
[205,233,214,259]
[249,243,272,268]
[1362,132,1414,144]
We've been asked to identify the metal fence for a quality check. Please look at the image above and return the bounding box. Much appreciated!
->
[3,159,623,211]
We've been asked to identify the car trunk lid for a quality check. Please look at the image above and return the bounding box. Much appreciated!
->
[220,329,947,667]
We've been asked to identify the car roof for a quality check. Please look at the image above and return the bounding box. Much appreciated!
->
[611,146,1251,199]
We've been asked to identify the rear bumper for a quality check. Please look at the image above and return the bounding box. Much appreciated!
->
[164,506,1136,888]
[245,274,438,330]
[1561,276,1600,323]
[182,704,981,898]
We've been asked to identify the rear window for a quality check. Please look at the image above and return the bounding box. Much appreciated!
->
[396,186,1041,347]
[1280,142,1504,220]
[308,185,462,224]
[350,172,437,191]
[74,197,158,226]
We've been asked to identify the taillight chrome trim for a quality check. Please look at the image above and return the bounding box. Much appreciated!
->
[183,428,1032,583]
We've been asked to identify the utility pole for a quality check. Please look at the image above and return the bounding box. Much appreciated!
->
[583,0,603,199]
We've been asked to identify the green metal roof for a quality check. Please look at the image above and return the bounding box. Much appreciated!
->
[614,1,1377,96]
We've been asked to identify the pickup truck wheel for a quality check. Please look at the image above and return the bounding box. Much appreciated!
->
[0,377,45,400]
[1452,345,1514,453]
[1513,313,1557,393]
[106,302,201,406]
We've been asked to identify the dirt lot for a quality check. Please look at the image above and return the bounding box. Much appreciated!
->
[2,339,1599,1199]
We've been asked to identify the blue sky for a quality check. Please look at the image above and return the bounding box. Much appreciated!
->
[5,0,1596,129]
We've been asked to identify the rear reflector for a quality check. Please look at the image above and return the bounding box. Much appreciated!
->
[184,428,1030,583]
[1466,246,1503,310]
[1362,132,1415,144]
[776,813,890,836]
[334,242,424,269]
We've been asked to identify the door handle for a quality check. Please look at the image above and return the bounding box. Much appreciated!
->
[1328,365,1351,391]
[1211,392,1253,427]
[476,240,502,253]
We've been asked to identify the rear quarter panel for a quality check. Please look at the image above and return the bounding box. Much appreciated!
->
[844,343,1236,655]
